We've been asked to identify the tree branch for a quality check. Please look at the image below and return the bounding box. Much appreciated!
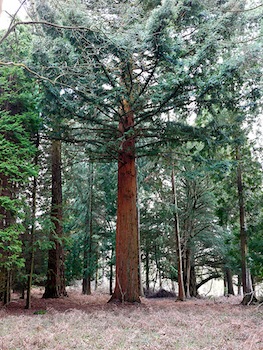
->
[196,274,221,290]
[0,20,94,45]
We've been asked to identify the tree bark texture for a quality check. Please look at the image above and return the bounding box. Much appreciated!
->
[183,248,197,298]
[43,140,67,298]
[109,100,140,303]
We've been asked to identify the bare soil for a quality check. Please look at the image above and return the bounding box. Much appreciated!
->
[0,288,263,350]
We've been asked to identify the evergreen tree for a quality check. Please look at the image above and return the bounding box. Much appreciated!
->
[0,64,39,304]
[1,0,262,303]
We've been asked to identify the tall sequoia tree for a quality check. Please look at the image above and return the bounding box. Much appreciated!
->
[43,138,67,298]
[2,0,260,302]
[34,0,254,302]
[109,100,140,302]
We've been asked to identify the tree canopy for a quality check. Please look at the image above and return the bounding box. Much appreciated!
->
[0,0,262,305]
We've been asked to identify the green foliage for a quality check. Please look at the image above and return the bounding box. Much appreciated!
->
[0,35,40,294]
[63,149,117,284]
[0,225,25,270]
[33,309,47,315]
[0,0,261,294]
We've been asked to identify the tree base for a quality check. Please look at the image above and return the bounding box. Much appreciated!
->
[42,289,68,299]
[241,293,257,305]
[108,295,141,304]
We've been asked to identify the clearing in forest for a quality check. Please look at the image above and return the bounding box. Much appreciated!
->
[0,289,263,350]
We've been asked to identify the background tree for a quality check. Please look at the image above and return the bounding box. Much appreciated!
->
[0,65,39,304]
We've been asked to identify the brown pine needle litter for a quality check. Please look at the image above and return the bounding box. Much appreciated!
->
[0,289,263,350]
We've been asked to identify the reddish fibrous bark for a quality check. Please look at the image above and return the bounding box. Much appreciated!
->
[43,139,67,299]
[109,100,140,303]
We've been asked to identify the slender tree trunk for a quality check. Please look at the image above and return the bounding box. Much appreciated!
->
[154,245,162,289]
[237,274,242,295]
[224,273,227,296]
[43,140,67,298]
[25,134,39,309]
[82,163,93,295]
[236,147,254,304]
[225,267,235,296]
[145,247,150,292]
[158,269,162,289]
[109,100,140,303]
[171,168,185,301]
[137,187,144,297]
[3,270,11,305]
[109,246,114,295]
[95,246,99,291]
[184,248,191,298]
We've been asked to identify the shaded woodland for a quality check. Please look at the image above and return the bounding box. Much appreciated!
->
[0,0,262,307]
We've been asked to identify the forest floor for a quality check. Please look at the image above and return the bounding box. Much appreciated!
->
[0,287,263,350]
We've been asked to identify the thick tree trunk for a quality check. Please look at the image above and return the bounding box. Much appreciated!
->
[109,100,140,303]
[183,248,198,298]
[236,147,254,304]
[189,266,197,297]
[171,168,185,301]
[43,140,67,298]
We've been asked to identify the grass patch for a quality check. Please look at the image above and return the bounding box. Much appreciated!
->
[0,292,263,349]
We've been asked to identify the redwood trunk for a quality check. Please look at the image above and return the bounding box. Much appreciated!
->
[43,140,67,298]
[109,100,140,303]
